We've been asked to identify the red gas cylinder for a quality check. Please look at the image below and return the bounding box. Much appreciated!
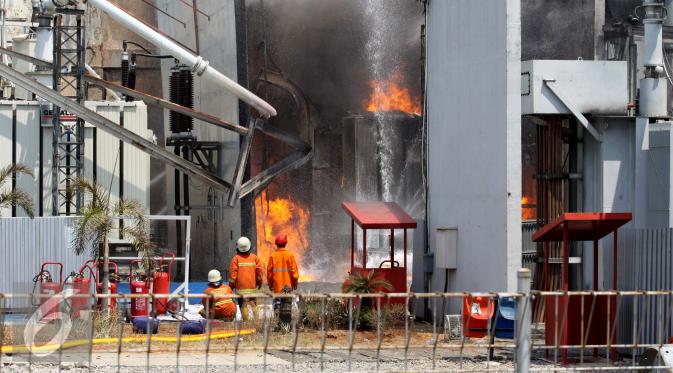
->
[152,253,175,315]
[71,262,95,317]
[130,260,149,319]
[37,262,63,322]
[95,261,119,311]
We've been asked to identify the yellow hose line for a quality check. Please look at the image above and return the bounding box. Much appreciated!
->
[1,329,255,354]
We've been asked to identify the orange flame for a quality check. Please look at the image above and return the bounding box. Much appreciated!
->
[255,191,314,282]
[364,71,422,115]
[521,195,536,221]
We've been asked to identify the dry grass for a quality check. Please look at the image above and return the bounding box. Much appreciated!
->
[92,310,120,339]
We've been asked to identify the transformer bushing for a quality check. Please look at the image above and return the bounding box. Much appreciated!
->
[639,0,669,117]
[169,64,194,139]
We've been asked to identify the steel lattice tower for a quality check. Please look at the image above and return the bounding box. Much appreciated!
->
[51,12,85,215]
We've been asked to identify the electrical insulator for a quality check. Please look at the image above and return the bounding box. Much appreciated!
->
[169,64,194,135]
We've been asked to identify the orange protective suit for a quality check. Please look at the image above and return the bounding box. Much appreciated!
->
[229,252,263,294]
[202,283,236,320]
[266,248,299,293]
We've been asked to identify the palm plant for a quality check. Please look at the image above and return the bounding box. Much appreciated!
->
[70,177,154,311]
[0,163,34,217]
[342,271,393,310]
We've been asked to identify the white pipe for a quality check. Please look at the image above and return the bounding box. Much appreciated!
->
[643,0,665,68]
[84,63,121,101]
[86,0,277,118]
[34,27,52,62]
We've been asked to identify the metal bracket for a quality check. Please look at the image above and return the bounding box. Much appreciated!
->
[539,257,582,264]
[543,79,603,142]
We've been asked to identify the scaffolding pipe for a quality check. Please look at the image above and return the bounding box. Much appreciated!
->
[84,64,121,101]
[85,0,277,118]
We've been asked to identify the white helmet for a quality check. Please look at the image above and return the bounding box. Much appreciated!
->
[207,269,222,283]
[236,236,252,253]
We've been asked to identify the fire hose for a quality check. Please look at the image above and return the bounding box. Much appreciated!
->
[30,270,52,307]
[1,329,256,354]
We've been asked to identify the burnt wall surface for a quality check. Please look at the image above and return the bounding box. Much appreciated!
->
[522,0,597,61]
[246,0,424,281]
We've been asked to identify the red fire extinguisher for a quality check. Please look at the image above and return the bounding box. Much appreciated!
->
[130,260,149,319]
[70,261,96,317]
[95,260,119,311]
[152,252,175,315]
[35,262,63,322]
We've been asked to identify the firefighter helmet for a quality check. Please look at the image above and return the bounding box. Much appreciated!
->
[275,234,288,248]
[207,269,222,283]
[236,236,252,253]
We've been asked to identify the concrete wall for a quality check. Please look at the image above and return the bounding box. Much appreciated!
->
[583,117,636,289]
[85,1,166,216]
[426,0,521,294]
[154,0,241,279]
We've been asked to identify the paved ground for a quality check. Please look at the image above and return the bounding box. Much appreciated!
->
[2,350,516,372]
[1,347,642,372]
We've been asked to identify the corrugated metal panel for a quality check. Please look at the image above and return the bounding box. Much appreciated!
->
[85,102,122,209]
[0,101,150,216]
[14,103,41,217]
[122,102,150,208]
[0,217,87,308]
[0,103,13,217]
[41,124,53,214]
[522,221,537,274]
[617,228,673,347]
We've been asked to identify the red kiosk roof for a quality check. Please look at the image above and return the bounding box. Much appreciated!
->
[532,212,632,242]
[341,202,417,229]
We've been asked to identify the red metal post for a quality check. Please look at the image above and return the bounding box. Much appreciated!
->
[611,229,619,358]
[403,229,407,269]
[593,239,599,291]
[390,229,395,264]
[363,229,367,269]
[593,238,599,359]
[562,221,569,365]
[350,219,355,272]
[613,229,618,290]
[562,222,569,291]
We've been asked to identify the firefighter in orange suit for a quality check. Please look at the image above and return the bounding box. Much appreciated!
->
[201,269,236,320]
[266,234,299,293]
[229,237,263,293]
[229,236,263,320]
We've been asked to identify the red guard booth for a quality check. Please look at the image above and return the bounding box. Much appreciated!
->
[342,202,416,297]
[533,212,632,363]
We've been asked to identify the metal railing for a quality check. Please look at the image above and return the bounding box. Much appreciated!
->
[1,270,672,372]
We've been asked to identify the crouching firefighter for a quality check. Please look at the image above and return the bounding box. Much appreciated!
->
[229,236,263,321]
[267,234,299,326]
[200,269,236,321]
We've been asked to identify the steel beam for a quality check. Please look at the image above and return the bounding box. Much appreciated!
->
[0,62,232,192]
[543,79,603,142]
[0,46,52,68]
[239,149,313,198]
[228,117,258,206]
[255,119,311,152]
[83,74,249,135]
